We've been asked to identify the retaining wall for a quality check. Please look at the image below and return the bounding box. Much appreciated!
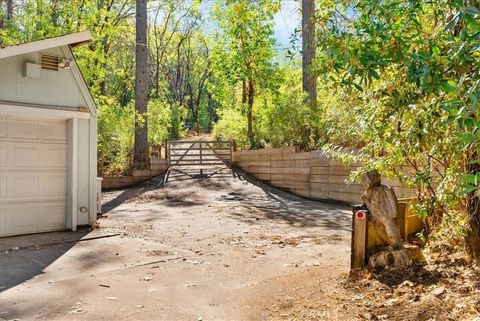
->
[101,159,168,190]
[232,147,413,204]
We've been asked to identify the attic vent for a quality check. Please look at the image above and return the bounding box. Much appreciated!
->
[41,54,59,71]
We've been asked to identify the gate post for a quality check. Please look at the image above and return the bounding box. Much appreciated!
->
[164,138,168,159]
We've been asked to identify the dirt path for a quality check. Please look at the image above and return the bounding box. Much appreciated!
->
[0,171,352,321]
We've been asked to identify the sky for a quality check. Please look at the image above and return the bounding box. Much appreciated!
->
[200,0,301,52]
[273,1,300,50]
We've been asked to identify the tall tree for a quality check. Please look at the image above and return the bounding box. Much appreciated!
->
[134,0,149,169]
[212,0,279,148]
[316,0,480,258]
[0,0,14,29]
[6,0,13,22]
[301,0,316,109]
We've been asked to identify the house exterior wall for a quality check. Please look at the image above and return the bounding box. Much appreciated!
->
[0,47,88,109]
[77,118,91,225]
[0,45,97,230]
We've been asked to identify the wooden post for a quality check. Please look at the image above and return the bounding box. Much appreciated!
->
[164,138,168,159]
[230,140,235,177]
[351,205,368,270]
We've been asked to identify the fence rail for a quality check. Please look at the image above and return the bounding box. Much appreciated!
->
[164,140,234,184]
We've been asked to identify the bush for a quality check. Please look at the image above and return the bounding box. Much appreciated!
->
[98,98,178,175]
[212,108,249,148]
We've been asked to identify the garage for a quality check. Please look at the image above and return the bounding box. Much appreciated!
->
[0,31,98,237]
[0,115,68,237]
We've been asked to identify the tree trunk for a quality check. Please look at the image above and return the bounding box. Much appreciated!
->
[50,0,59,27]
[242,79,247,105]
[1,0,14,29]
[466,149,480,261]
[134,0,149,169]
[6,0,13,22]
[247,78,255,149]
[302,0,317,109]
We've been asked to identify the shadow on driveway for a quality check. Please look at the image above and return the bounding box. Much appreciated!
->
[0,229,91,293]
[103,168,352,233]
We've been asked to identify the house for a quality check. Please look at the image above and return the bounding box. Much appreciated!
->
[0,32,97,237]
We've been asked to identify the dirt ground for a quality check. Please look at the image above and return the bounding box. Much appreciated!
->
[0,171,353,321]
[2,171,479,321]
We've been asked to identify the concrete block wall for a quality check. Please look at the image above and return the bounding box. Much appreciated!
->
[233,147,413,204]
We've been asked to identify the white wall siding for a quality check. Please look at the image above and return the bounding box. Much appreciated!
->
[0,46,88,109]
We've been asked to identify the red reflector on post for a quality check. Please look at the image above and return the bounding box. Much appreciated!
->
[356,211,366,220]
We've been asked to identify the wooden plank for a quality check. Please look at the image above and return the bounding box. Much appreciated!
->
[248,166,271,174]
[294,182,310,190]
[329,166,355,176]
[270,167,284,174]
[310,190,329,199]
[327,183,364,194]
[294,189,311,198]
[309,158,330,167]
[329,191,361,204]
[294,152,310,160]
[270,160,297,167]
[255,173,271,181]
[310,182,329,192]
[311,167,329,175]
[310,174,329,183]
[328,175,350,184]
[280,167,310,175]
[170,147,231,151]
[169,140,231,144]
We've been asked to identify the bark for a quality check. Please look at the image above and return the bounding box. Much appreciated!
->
[1,0,13,29]
[247,78,255,149]
[466,149,480,261]
[301,0,317,109]
[242,79,247,105]
[134,0,149,169]
[6,0,12,22]
[50,0,59,27]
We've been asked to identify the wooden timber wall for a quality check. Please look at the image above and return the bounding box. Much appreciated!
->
[232,147,413,204]
[102,159,168,190]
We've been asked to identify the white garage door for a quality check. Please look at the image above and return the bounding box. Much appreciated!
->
[0,114,68,237]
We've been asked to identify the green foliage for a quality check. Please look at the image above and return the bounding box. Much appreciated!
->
[212,108,249,147]
[257,68,314,148]
[212,65,317,149]
[97,97,135,175]
[98,98,175,175]
[148,99,173,145]
[316,0,480,229]
[210,0,280,147]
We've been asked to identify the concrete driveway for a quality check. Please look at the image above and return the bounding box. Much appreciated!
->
[0,172,352,321]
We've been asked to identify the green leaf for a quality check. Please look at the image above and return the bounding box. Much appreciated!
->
[467,159,480,165]
[460,185,478,195]
[456,133,476,143]
[465,7,480,15]
[353,83,363,91]
[440,80,458,93]
[461,174,479,185]
[369,69,380,79]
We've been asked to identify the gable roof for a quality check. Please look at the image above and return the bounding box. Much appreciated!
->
[0,31,92,59]
[0,31,97,117]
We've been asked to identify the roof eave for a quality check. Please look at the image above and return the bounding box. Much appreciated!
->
[0,31,92,59]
